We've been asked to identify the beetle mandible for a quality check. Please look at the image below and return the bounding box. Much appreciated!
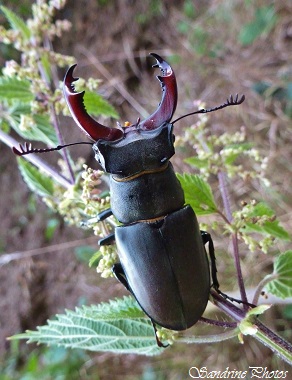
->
[13,53,245,336]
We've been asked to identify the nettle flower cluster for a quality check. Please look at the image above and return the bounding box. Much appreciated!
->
[80,165,118,278]
[175,101,270,186]
[0,0,101,117]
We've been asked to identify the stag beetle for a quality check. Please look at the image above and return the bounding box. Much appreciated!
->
[13,54,245,339]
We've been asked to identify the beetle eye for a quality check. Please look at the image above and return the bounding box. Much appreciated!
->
[172,134,175,143]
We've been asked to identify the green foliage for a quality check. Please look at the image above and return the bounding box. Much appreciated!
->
[0,76,34,103]
[265,251,292,299]
[84,90,119,119]
[74,245,97,264]
[0,5,31,40]
[0,340,89,380]
[239,5,277,45]
[45,218,60,241]
[17,158,55,198]
[252,80,292,119]
[176,173,217,215]
[239,202,290,241]
[11,296,163,355]
[8,104,58,146]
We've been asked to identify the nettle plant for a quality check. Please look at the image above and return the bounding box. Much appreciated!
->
[0,1,291,362]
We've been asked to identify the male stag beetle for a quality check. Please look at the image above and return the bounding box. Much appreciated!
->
[13,54,245,341]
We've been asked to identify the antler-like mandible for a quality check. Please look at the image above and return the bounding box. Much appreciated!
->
[63,65,124,142]
[139,53,177,131]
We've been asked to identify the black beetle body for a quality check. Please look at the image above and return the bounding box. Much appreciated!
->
[94,122,210,330]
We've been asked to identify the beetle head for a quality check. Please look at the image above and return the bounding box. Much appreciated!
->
[64,54,178,176]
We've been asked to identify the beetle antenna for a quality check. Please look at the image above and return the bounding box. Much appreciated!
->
[172,94,245,124]
[12,141,93,156]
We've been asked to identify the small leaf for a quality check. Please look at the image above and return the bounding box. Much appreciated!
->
[242,202,290,241]
[89,250,103,267]
[222,143,253,165]
[247,304,271,316]
[176,173,217,215]
[9,104,58,146]
[0,76,33,103]
[184,156,209,169]
[17,158,55,197]
[239,6,277,46]
[10,296,163,355]
[0,5,31,40]
[261,221,290,240]
[45,218,59,241]
[83,91,119,119]
[265,251,292,299]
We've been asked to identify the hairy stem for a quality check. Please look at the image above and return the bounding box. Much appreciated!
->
[211,291,292,365]
[0,130,71,189]
[218,171,248,306]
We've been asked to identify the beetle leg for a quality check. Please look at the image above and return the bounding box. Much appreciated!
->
[201,231,219,290]
[201,231,255,307]
[98,232,115,246]
[96,208,113,222]
[112,263,131,292]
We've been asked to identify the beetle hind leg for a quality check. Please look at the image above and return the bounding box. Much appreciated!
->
[201,230,249,305]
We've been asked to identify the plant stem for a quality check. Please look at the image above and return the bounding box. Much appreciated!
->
[0,130,72,189]
[211,290,292,365]
[218,171,248,306]
[252,274,278,305]
[32,35,75,184]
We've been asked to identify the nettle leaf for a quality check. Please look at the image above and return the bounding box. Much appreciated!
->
[242,202,290,241]
[11,296,163,356]
[0,5,31,40]
[0,76,34,103]
[9,104,58,146]
[265,251,292,299]
[176,173,217,215]
[83,91,119,119]
[223,143,254,165]
[17,158,55,197]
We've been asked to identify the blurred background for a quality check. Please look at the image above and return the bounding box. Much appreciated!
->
[0,0,291,378]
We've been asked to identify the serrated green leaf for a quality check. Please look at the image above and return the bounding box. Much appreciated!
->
[17,158,54,197]
[265,251,292,299]
[261,221,290,240]
[0,76,33,103]
[242,202,290,241]
[176,173,217,215]
[9,104,58,146]
[0,5,31,40]
[84,91,119,119]
[10,296,163,355]
[223,143,254,165]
